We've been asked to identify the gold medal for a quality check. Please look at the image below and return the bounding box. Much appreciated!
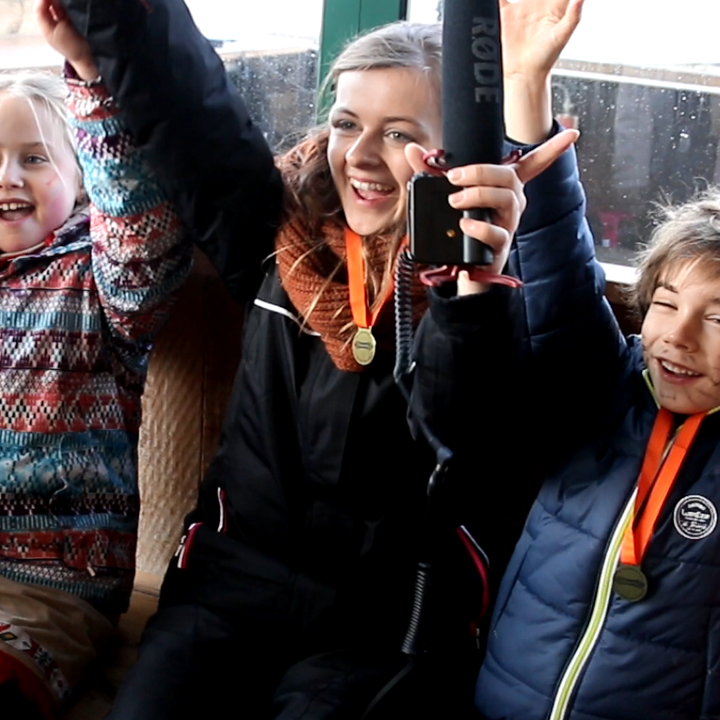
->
[614,410,706,605]
[352,327,376,366]
[345,228,397,369]
[613,564,648,602]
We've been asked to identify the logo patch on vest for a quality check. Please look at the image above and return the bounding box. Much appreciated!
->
[673,495,717,540]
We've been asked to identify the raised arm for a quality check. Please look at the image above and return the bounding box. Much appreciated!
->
[404,137,582,643]
[66,75,191,350]
[511,146,627,453]
[57,0,283,302]
[38,0,192,356]
[501,0,584,143]
[498,0,627,447]
[407,133,581,470]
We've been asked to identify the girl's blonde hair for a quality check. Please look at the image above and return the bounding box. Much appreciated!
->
[0,70,81,184]
[631,188,720,317]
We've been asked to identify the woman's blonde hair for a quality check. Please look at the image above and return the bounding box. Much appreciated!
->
[279,21,442,232]
[322,20,442,103]
[276,22,442,319]
[630,188,720,317]
[0,70,81,189]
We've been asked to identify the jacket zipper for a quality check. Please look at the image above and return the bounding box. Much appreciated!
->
[550,420,685,719]
[548,488,636,720]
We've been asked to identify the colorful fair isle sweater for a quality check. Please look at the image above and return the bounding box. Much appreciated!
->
[0,77,190,614]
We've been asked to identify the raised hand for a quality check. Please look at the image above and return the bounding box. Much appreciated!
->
[404,128,579,293]
[34,0,99,81]
[501,0,584,80]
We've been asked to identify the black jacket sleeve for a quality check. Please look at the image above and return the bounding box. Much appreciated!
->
[408,284,533,606]
[410,285,525,467]
[61,0,284,302]
[512,143,628,461]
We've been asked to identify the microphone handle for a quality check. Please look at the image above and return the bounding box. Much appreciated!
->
[463,209,494,265]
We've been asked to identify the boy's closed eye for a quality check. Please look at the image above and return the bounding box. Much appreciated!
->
[651,299,676,309]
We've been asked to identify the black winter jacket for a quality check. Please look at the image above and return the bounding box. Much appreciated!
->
[162,262,524,638]
[61,1,532,717]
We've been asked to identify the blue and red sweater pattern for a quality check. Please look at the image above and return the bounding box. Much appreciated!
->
[0,77,190,614]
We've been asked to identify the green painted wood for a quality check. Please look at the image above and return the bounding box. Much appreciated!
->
[318,0,361,103]
[359,0,407,29]
[317,0,406,118]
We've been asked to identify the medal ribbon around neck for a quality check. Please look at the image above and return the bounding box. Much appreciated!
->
[614,407,706,601]
[345,227,397,366]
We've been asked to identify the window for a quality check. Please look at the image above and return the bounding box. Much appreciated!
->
[0,0,325,152]
[406,0,720,267]
[191,0,324,151]
[0,0,60,69]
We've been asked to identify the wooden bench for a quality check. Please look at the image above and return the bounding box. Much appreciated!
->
[61,250,244,719]
[62,574,161,720]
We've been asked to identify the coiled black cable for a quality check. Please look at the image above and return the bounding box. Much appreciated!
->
[392,247,416,401]
[358,253,457,720]
[401,562,431,656]
[393,250,454,467]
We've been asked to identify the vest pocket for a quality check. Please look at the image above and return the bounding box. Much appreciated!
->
[174,522,202,569]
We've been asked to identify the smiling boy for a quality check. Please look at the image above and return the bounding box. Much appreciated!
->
[474,187,720,720]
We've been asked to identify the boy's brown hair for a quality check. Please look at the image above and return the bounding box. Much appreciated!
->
[630,188,720,317]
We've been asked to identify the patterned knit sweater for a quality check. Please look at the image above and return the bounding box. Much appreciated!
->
[0,78,190,614]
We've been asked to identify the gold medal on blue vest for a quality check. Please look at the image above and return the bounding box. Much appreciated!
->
[352,327,376,365]
[613,563,648,602]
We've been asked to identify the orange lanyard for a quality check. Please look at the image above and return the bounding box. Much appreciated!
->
[345,228,395,330]
[620,408,706,567]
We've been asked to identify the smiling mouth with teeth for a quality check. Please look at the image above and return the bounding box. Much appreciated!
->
[659,359,702,377]
[0,202,34,221]
[349,178,394,198]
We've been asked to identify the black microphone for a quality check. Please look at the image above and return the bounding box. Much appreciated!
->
[442,0,505,265]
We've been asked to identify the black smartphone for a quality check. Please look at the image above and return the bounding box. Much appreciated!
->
[407,173,493,266]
